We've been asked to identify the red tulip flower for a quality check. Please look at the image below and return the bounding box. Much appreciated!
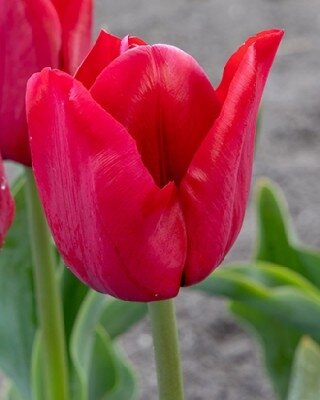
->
[26,29,283,301]
[0,0,92,165]
[0,158,14,245]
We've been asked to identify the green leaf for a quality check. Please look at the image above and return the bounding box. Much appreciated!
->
[255,178,293,264]
[100,300,147,339]
[70,290,107,400]
[294,246,320,289]
[230,302,300,400]
[255,179,320,288]
[70,290,139,400]
[88,325,138,400]
[106,344,138,400]
[195,266,320,341]
[256,287,320,342]
[214,262,319,295]
[0,176,36,400]
[195,261,320,399]
[88,326,118,399]
[287,337,320,400]
[196,262,320,399]
[194,267,269,301]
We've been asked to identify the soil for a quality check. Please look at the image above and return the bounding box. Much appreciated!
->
[93,1,320,399]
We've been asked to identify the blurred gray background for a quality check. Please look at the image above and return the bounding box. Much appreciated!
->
[91,1,320,399]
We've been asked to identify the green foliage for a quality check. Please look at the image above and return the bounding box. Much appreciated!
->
[0,177,36,400]
[100,300,147,340]
[256,179,320,288]
[195,178,320,400]
[89,326,138,400]
[287,337,320,400]
[196,262,320,399]
[230,302,300,399]
[70,291,139,400]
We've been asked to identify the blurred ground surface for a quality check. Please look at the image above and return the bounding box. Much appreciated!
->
[92,1,320,399]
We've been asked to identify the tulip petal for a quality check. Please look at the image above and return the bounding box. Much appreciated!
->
[51,0,93,74]
[0,158,15,246]
[75,30,146,89]
[75,30,122,88]
[90,44,221,187]
[180,31,283,285]
[216,29,284,102]
[27,68,186,301]
[0,0,61,165]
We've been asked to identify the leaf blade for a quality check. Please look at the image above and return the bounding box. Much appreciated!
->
[0,177,36,399]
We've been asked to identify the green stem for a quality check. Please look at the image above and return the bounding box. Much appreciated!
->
[24,168,69,400]
[148,299,184,400]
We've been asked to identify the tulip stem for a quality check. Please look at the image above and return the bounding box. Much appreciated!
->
[148,299,184,400]
[24,168,69,400]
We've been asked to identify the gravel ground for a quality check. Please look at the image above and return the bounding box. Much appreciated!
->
[93,1,320,399]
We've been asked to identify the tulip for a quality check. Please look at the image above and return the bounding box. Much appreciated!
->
[0,158,15,245]
[0,0,92,165]
[26,29,283,301]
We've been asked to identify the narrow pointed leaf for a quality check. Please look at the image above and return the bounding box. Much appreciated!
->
[195,265,320,340]
[256,179,296,263]
[70,291,107,400]
[106,348,138,400]
[287,337,320,400]
[88,326,118,399]
[70,290,139,400]
[231,302,300,400]
[294,246,320,290]
[0,176,36,400]
[88,325,138,400]
[255,179,320,288]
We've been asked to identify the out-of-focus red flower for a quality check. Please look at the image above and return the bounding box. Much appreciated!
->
[26,29,283,301]
[0,158,15,245]
[0,0,92,165]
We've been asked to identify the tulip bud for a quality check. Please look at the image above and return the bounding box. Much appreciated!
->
[27,29,283,301]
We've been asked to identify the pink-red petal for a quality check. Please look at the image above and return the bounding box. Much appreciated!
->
[75,30,147,89]
[180,31,283,285]
[51,0,93,74]
[216,29,284,102]
[0,157,15,245]
[90,44,221,187]
[0,0,61,165]
[27,68,186,301]
[75,30,122,89]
